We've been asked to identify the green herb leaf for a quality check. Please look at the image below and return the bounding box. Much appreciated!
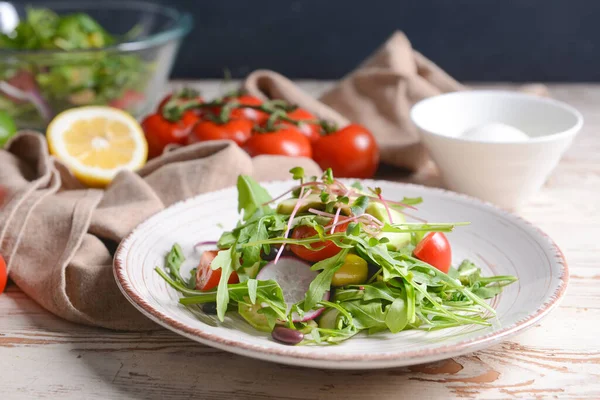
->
[304,249,349,311]
[385,297,408,333]
[350,195,369,216]
[351,181,364,191]
[342,300,387,332]
[322,168,334,184]
[247,279,258,304]
[346,222,361,236]
[165,243,185,284]
[237,175,273,222]
[472,285,503,299]
[289,167,305,180]
[211,248,234,321]
[363,282,400,302]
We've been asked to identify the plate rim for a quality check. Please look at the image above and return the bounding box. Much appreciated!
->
[113,179,569,367]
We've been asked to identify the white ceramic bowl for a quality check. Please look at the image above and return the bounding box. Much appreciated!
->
[410,90,583,209]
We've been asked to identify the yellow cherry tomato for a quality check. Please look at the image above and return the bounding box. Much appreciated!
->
[331,254,368,287]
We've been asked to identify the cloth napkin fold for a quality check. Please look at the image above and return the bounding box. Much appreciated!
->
[0,132,321,330]
[243,31,549,171]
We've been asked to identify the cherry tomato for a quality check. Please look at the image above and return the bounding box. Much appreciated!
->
[195,250,239,291]
[282,108,321,142]
[413,232,452,273]
[0,254,7,294]
[289,223,348,262]
[188,119,253,146]
[225,95,269,124]
[243,128,312,158]
[109,90,145,111]
[331,254,368,287]
[312,124,379,178]
[141,111,199,158]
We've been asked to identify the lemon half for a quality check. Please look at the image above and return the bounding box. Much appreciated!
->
[47,106,148,187]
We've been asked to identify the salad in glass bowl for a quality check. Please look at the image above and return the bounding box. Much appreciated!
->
[0,1,191,129]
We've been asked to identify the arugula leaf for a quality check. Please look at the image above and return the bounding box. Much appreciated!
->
[247,279,258,304]
[217,231,236,249]
[471,285,503,299]
[211,248,235,321]
[165,243,185,284]
[237,175,273,221]
[237,219,269,279]
[342,301,387,333]
[385,297,408,333]
[404,280,416,323]
[304,248,349,311]
[188,268,197,290]
[332,287,364,302]
[363,282,400,303]
[383,222,468,234]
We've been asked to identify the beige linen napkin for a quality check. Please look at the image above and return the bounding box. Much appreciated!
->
[244,31,549,171]
[0,132,321,330]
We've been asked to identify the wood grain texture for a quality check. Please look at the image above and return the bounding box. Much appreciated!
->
[1,82,599,399]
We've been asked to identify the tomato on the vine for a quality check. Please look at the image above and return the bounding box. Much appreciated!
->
[312,124,379,178]
[282,108,321,142]
[141,111,199,158]
[413,232,452,273]
[195,250,239,291]
[289,223,348,262]
[0,254,7,294]
[243,127,312,158]
[188,119,253,146]
[219,95,268,124]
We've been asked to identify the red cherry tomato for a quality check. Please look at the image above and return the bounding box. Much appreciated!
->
[289,223,348,262]
[0,254,7,294]
[195,250,239,291]
[109,90,145,111]
[141,111,199,158]
[413,232,452,273]
[243,127,312,158]
[312,124,379,178]
[281,108,321,142]
[188,119,253,146]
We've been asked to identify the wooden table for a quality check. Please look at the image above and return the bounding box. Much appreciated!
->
[1,82,599,399]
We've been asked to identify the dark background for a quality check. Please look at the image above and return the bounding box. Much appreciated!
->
[33,0,600,81]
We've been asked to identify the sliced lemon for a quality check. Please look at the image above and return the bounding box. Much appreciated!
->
[47,106,148,187]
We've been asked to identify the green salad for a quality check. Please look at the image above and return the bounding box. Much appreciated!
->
[157,168,517,345]
[0,8,150,126]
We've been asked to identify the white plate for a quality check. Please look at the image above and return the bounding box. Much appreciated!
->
[114,180,568,370]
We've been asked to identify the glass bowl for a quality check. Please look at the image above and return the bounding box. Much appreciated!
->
[0,1,192,129]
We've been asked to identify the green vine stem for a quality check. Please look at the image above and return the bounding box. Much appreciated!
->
[160,91,334,135]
